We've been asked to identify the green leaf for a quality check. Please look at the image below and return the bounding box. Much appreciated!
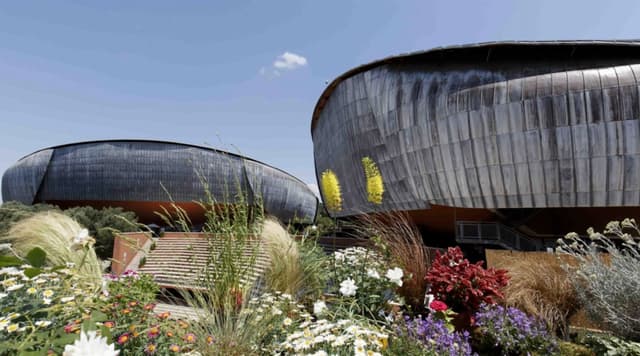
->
[52,333,78,346]
[0,255,23,267]
[90,310,108,322]
[25,247,47,268]
[23,267,43,278]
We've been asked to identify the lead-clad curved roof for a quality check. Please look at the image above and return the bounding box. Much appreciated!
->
[2,140,318,223]
[312,40,640,217]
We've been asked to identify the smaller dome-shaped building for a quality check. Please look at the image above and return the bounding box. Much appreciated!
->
[2,140,319,224]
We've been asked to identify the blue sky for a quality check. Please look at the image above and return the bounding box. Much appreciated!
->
[2,0,640,199]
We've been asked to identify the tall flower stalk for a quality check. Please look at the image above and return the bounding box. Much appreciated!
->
[361,157,384,205]
[321,169,343,212]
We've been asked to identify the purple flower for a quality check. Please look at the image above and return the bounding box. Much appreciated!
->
[401,315,474,356]
[474,304,557,354]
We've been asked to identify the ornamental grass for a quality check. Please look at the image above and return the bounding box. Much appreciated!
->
[502,256,579,339]
[5,211,102,285]
[353,211,435,311]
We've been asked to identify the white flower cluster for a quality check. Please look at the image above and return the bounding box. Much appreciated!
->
[63,329,119,356]
[279,318,388,355]
[242,291,306,324]
[333,247,384,269]
[0,265,93,336]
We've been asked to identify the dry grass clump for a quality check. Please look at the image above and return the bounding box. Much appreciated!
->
[5,211,102,285]
[503,257,579,338]
[354,212,434,310]
[261,217,301,295]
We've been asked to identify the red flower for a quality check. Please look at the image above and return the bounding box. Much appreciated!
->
[429,300,448,312]
[103,321,115,328]
[64,323,78,334]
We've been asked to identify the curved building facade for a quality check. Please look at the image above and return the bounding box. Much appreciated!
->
[312,41,640,243]
[2,140,318,224]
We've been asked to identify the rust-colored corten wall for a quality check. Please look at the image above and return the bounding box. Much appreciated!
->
[112,232,152,275]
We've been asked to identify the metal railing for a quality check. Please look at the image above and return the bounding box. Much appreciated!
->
[455,221,542,251]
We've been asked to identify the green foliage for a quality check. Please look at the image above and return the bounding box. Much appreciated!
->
[104,271,158,305]
[262,218,329,302]
[0,201,58,237]
[326,247,403,320]
[0,260,98,355]
[0,202,140,261]
[577,333,640,356]
[558,341,596,356]
[314,204,337,236]
[64,206,139,260]
[6,211,103,285]
[386,333,435,356]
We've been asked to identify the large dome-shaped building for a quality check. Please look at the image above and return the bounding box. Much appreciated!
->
[312,41,640,249]
[2,140,318,224]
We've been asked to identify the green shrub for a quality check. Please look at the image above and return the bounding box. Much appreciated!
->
[558,341,596,356]
[262,217,328,301]
[0,256,99,354]
[326,246,404,320]
[577,333,640,356]
[64,206,139,260]
[0,201,58,237]
[0,202,140,261]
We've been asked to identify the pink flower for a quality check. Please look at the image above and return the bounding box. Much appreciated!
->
[430,300,448,312]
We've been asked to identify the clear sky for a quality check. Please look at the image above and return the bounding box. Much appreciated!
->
[2,0,640,199]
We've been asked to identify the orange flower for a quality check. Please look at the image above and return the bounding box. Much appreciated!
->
[122,308,131,315]
[117,333,130,345]
[166,331,174,337]
[104,321,115,328]
[206,335,215,345]
[178,320,189,329]
[147,325,160,338]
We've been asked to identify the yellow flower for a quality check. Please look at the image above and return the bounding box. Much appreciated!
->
[43,290,54,298]
[362,157,384,205]
[26,287,37,295]
[321,169,342,212]
[7,323,19,333]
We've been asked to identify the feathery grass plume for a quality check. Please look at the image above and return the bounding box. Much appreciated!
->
[557,219,640,341]
[320,169,342,212]
[5,211,102,285]
[502,257,579,339]
[261,217,328,300]
[362,157,384,205]
[262,217,300,294]
[352,211,435,311]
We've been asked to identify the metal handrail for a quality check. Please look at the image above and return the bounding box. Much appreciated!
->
[455,221,541,251]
